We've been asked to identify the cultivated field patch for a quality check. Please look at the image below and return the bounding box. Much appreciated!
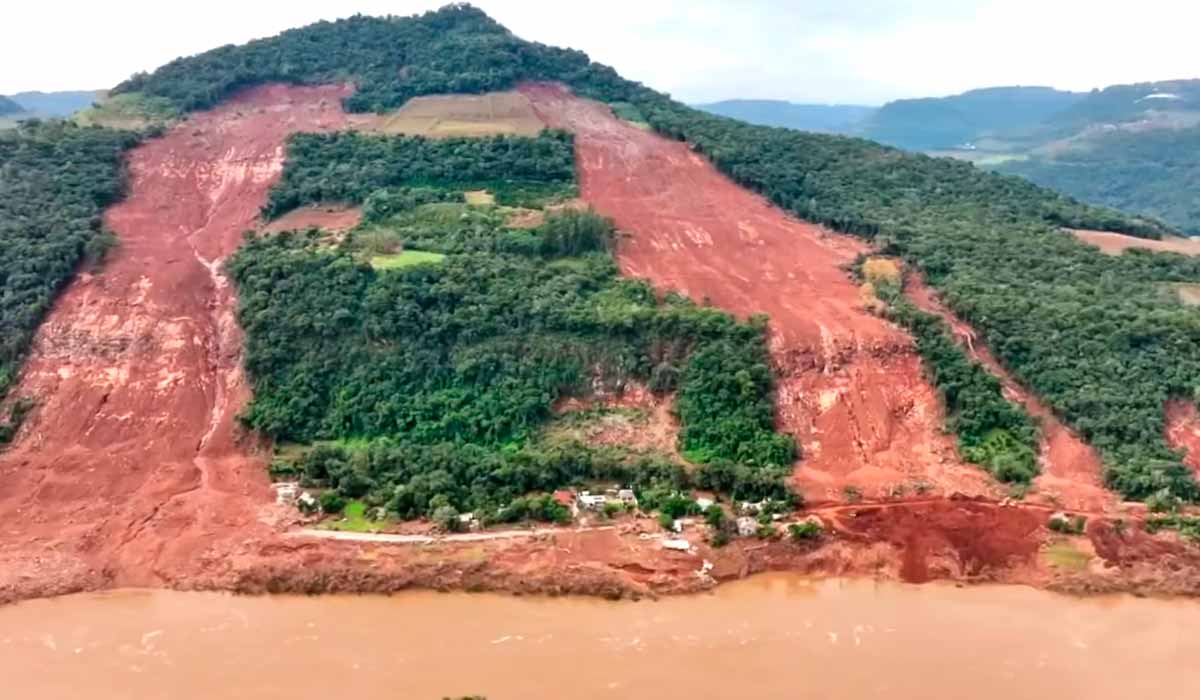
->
[370,250,447,269]
[365,92,545,138]
[1072,229,1200,256]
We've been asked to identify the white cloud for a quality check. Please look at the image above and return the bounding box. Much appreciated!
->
[2,0,1197,103]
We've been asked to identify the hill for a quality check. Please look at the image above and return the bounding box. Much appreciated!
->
[999,124,1200,234]
[0,95,24,116]
[859,86,1083,150]
[693,99,874,133]
[4,4,1200,603]
[8,90,100,117]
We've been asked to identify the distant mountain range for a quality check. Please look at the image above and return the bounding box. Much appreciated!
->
[691,99,874,134]
[697,80,1200,234]
[0,90,100,123]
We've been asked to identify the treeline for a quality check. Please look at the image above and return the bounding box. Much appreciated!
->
[231,200,796,516]
[118,3,1200,500]
[0,121,139,407]
[885,298,1039,484]
[264,130,576,217]
[633,99,1200,500]
[296,438,789,524]
[1000,126,1200,235]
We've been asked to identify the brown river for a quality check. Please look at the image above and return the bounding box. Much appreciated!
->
[2,575,1198,699]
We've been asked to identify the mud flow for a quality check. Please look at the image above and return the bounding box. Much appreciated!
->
[521,83,1000,503]
[0,85,375,600]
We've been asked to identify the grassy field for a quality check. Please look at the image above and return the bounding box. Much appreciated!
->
[74,92,178,130]
[370,250,447,269]
[318,500,384,533]
[464,190,496,205]
[367,92,544,138]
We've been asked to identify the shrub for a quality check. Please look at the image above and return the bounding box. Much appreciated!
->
[319,491,346,514]
[789,521,823,541]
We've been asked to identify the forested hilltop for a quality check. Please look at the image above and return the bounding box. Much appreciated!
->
[14,2,1200,504]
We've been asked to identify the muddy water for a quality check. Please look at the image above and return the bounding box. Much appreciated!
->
[2,576,1198,700]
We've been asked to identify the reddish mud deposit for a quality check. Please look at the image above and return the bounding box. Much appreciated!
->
[0,84,375,602]
[262,205,363,234]
[904,276,1114,512]
[2,83,1199,605]
[522,83,997,505]
[1167,399,1200,478]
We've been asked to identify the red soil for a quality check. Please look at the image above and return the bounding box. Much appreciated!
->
[521,83,998,505]
[1,82,1195,604]
[0,84,372,600]
[1166,399,1200,479]
[263,205,363,234]
[905,275,1114,512]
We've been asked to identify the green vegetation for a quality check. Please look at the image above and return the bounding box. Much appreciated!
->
[860,86,1083,151]
[1144,515,1200,541]
[74,93,179,130]
[890,301,1039,483]
[318,499,384,532]
[789,520,823,541]
[231,126,795,521]
[264,130,576,218]
[369,250,446,269]
[1000,126,1200,235]
[0,121,140,410]
[862,260,1039,483]
[41,4,1200,502]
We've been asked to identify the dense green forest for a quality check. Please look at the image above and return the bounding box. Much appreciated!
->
[0,121,139,438]
[264,130,576,217]
[862,265,1040,484]
[234,140,795,517]
[31,3,1200,501]
[1000,127,1200,235]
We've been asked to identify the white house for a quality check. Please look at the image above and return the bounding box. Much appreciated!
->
[736,516,759,537]
[578,491,608,511]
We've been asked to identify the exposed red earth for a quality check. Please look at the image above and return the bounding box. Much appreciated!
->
[2,83,1199,605]
[1167,399,1200,479]
[521,83,998,505]
[0,84,375,601]
[904,275,1114,512]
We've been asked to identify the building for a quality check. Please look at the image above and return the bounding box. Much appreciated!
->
[737,516,759,537]
[662,539,691,551]
[578,491,608,511]
[616,489,637,506]
[695,497,715,510]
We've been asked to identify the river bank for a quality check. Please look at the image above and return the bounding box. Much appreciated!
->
[3,574,1199,699]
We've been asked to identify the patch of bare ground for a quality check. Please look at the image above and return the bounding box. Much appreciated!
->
[361,91,545,138]
[1166,399,1200,480]
[262,205,362,234]
[551,383,680,457]
[520,82,1001,506]
[905,273,1115,512]
[1072,229,1200,256]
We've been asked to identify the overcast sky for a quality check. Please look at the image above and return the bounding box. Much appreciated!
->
[4,0,1198,104]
